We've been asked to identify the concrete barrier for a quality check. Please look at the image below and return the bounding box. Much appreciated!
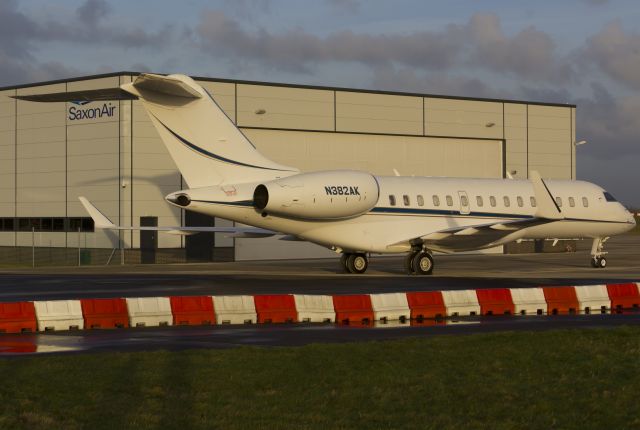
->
[293,295,334,323]
[542,286,579,315]
[0,302,37,333]
[332,295,374,324]
[509,288,547,315]
[33,300,83,331]
[441,290,480,317]
[80,298,129,329]
[476,289,514,316]
[574,285,609,314]
[254,295,298,323]
[170,296,215,326]
[606,283,640,313]
[406,291,446,320]
[126,297,173,327]
[370,293,410,322]
[212,295,256,324]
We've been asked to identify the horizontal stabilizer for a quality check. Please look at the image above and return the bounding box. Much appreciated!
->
[79,197,276,236]
[12,88,137,103]
[78,197,116,229]
[132,73,202,99]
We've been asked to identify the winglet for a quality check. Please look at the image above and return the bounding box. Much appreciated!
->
[78,197,116,229]
[530,171,563,220]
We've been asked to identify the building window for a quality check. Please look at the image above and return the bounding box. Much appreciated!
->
[568,197,575,207]
[10,217,94,232]
[517,196,523,207]
[476,196,483,207]
[490,196,496,207]
[53,218,65,231]
[582,197,589,207]
[446,195,453,207]
[555,197,562,207]
[403,195,410,206]
[389,195,396,206]
[433,195,440,207]
[530,197,537,207]
[417,195,424,207]
[503,196,510,207]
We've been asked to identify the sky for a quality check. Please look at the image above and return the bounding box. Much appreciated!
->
[1,0,639,207]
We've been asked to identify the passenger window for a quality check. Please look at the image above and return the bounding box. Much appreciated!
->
[568,197,575,207]
[433,195,440,207]
[403,195,410,206]
[555,197,562,207]
[460,195,468,206]
[476,196,483,207]
[503,196,510,207]
[582,197,589,207]
[446,195,453,207]
[530,196,537,207]
[417,195,424,207]
[517,196,523,207]
[489,196,496,207]
[389,195,396,206]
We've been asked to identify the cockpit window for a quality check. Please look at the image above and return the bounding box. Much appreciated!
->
[603,192,617,202]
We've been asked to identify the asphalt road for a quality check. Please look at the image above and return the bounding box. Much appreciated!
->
[0,235,637,355]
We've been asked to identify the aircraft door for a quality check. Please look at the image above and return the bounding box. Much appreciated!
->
[458,191,470,215]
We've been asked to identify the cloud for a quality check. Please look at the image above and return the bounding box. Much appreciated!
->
[581,0,610,5]
[0,0,174,86]
[465,13,573,82]
[194,10,574,83]
[584,21,640,90]
[327,0,361,14]
[76,0,110,26]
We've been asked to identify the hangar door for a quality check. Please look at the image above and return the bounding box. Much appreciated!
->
[234,129,503,261]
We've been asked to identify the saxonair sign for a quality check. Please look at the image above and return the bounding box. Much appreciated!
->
[68,100,117,121]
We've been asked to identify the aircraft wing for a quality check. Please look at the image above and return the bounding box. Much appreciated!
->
[400,217,553,253]
[78,197,277,238]
[387,170,564,253]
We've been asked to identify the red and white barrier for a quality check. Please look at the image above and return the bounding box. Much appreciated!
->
[1,282,638,334]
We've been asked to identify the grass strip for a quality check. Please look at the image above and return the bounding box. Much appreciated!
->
[0,326,639,429]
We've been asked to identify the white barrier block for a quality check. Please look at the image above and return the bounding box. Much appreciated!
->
[126,297,173,327]
[212,296,257,324]
[370,293,410,322]
[510,288,547,315]
[293,295,334,323]
[575,285,610,314]
[441,290,480,317]
[34,300,84,331]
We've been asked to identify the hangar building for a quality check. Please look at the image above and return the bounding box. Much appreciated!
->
[0,72,576,264]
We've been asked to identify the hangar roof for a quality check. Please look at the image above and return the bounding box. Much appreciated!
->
[0,71,576,108]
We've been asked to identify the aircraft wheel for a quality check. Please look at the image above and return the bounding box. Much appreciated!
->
[412,252,434,275]
[347,253,368,274]
[404,252,417,274]
[340,253,350,273]
[591,257,607,269]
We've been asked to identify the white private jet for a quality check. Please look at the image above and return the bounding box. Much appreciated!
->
[15,74,636,274]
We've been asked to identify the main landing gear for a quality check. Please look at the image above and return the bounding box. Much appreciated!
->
[340,252,369,274]
[590,237,609,269]
[405,248,434,275]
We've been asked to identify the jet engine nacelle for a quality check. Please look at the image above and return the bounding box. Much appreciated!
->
[253,170,380,220]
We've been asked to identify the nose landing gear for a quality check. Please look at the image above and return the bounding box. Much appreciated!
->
[590,237,609,268]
